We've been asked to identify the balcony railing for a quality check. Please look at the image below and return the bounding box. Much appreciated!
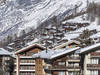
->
[91,52,100,57]
[14,69,35,72]
[68,56,80,59]
[44,66,67,71]
[14,63,35,65]
[67,65,81,69]
[68,57,80,62]
[87,64,100,70]
[44,65,81,71]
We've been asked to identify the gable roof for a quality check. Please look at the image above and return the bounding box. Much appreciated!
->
[0,48,11,55]
[77,43,100,54]
[32,47,79,59]
[53,40,80,50]
[15,44,45,55]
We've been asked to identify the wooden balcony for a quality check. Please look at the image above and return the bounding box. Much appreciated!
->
[91,52,100,58]
[87,64,100,70]
[44,65,81,71]
[44,66,67,71]
[68,57,80,62]
[67,66,81,71]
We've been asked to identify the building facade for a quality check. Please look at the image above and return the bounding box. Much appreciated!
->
[15,44,45,75]
[0,48,11,75]
[43,50,81,75]
[79,43,100,75]
[33,43,100,75]
[14,41,100,75]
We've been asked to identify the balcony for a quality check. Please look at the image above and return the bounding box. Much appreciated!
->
[67,66,81,71]
[91,52,100,58]
[87,64,100,70]
[44,66,67,71]
[68,57,80,62]
[14,63,35,65]
[14,69,35,72]
[20,56,33,58]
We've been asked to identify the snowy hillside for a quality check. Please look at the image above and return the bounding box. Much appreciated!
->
[0,0,88,40]
[0,0,100,40]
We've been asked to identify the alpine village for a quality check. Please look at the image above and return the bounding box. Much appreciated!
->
[1,0,100,75]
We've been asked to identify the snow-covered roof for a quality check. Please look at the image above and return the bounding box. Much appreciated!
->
[50,47,80,59]
[15,44,45,55]
[32,47,79,59]
[0,48,11,55]
[8,43,15,46]
[62,15,90,24]
[77,43,100,54]
[10,51,16,58]
[7,46,14,50]
[27,38,39,46]
[90,32,100,38]
[53,40,80,50]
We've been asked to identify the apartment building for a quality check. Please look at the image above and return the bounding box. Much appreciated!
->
[15,44,45,75]
[33,42,100,75]
[14,39,100,75]
[33,45,80,75]
[0,48,11,75]
[78,43,100,75]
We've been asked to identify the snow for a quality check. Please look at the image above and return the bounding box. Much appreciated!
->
[8,43,15,46]
[61,16,100,41]
[32,47,79,59]
[27,38,39,46]
[50,47,79,59]
[0,0,88,39]
[89,0,100,3]
[15,43,44,54]
[77,43,100,53]
[64,33,80,40]
[90,32,100,38]
[64,14,90,23]
[0,48,11,55]
[53,40,80,50]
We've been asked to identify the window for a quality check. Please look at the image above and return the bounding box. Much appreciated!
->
[20,66,35,70]
[90,70,98,75]
[68,72,73,75]
[20,59,35,63]
[91,58,98,64]
[58,72,65,75]
[68,72,80,75]
[58,62,65,66]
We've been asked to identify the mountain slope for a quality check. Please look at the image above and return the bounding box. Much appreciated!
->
[0,0,87,39]
[0,0,99,40]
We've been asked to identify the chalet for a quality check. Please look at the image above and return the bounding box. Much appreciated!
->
[53,40,80,50]
[77,43,100,75]
[15,44,45,75]
[0,48,11,75]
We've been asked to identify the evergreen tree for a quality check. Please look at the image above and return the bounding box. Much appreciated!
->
[79,29,94,47]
